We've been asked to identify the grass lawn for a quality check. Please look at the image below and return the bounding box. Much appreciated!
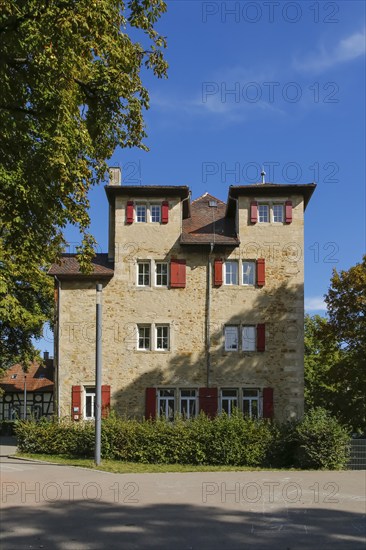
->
[16,453,287,473]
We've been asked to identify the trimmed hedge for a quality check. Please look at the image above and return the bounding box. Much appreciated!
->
[15,408,351,470]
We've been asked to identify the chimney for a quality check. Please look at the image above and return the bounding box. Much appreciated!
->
[109,166,121,186]
[43,351,49,360]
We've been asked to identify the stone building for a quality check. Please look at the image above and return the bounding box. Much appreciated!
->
[49,174,315,422]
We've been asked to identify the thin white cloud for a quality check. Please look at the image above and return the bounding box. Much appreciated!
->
[305,297,327,312]
[293,29,366,73]
[150,64,286,123]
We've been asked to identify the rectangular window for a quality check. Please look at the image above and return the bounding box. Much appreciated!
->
[243,389,261,418]
[258,204,269,223]
[221,389,238,416]
[242,326,256,351]
[85,388,95,420]
[138,325,150,350]
[150,204,161,223]
[156,325,169,350]
[224,261,238,285]
[155,262,168,287]
[158,389,175,420]
[180,389,197,419]
[242,261,255,285]
[136,204,147,223]
[224,326,239,351]
[273,204,284,223]
[137,262,150,286]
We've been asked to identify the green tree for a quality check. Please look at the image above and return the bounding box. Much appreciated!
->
[325,255,366,355]
[304,314,341,411]
[304,257,366,432]
[0,0,167,371]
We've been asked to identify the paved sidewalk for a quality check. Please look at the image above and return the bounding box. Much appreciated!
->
[1,455,365,549]
[0,436,17,456]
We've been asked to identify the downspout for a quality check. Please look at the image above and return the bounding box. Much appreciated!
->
[54,276,61,419]
[206,242,214,387]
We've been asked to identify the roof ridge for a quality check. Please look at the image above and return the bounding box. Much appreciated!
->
[192,193,225,204]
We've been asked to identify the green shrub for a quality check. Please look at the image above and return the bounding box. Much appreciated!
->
[14,408,351,469]
[295,408,350,469]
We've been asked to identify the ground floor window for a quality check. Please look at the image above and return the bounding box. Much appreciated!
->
[220,389,238,415]
[84,387,96,420]
[158,389,175,420]
[180,389,197,419]
[243,388,261,418]
[220,388,262,418]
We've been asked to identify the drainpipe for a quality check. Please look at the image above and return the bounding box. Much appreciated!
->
[54,276,61,419]
[206,242,214,387]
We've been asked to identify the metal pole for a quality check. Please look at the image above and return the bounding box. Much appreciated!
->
[23,375,27,420]
[95,284,103,465]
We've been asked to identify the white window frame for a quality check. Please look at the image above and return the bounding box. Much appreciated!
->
[273,203,284,223]
[155,325,169,351]
[242,261,255,286]
[180,389,197,419]
[137,261,150,287]
[137,325,151,351]
[224,325,239,351]
[242,388,262,418]
[220,389,238,416]
[150,204,162,223]
[242,325,256,351]
[84,387,96,420]
[136,204,147,223]
[224,261,238,285]
[155,262,169,287]
[158,389,175,420]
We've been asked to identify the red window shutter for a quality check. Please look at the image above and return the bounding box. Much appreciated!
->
[285,200,292,224]
[170,259,186,288]
[71,385,82,421]
[257,323,265,352]
[214,259,223,286]
[161,201,169,224]
[126,201,134,224]
[250,201,258,224]
[256,258,265,287]
[145,387,156,419]
[101,385,111,418]
[199,387,218,418]
[263,387,274,419]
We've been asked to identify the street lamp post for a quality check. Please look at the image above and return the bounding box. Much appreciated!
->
[95,284,103,465]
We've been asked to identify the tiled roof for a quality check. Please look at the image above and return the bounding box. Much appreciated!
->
[181,193,239,246]
[48,253,114,278]
[0,361,54,392]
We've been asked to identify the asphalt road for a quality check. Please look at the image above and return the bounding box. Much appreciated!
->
[0,453,365,549]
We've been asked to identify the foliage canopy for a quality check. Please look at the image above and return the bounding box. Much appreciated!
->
[0,0,167,370]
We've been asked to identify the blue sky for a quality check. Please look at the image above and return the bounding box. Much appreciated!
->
[40,0,365,352]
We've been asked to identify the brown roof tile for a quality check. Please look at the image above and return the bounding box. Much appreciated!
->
[181,193,239,246]
[0,361,54,392]
[48,253,114,278]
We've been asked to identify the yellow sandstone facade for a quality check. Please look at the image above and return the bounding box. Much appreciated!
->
[50,178,315,422]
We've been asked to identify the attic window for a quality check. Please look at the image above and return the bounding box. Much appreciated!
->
[38,374,45,379]
[11,374,17,379]
[209,200,217,207]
